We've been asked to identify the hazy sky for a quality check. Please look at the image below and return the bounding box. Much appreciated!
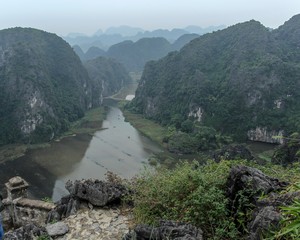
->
[1,0,300,36]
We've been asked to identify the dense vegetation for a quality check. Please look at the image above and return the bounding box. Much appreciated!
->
[0,28,92,144]
[129,15,300,142]
[0,28,130,145]
[131,159,300,239]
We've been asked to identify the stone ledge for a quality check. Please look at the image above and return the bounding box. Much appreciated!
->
[16,198,55,211]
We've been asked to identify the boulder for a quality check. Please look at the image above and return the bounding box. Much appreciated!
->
[123,220,203,240]
[65,179,128,207]
[46,221,69,237]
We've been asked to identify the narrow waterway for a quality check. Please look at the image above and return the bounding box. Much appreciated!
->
[0,99,162,201]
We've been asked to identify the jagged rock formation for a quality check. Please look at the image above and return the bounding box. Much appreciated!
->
[3,223,48,240]
[226,165,290,239]
[0,27,92,144]
[47,179,128,223]
[130,15,300,142]
[65,179,128,207]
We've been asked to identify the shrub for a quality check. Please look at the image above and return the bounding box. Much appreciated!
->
[132,160,239,239]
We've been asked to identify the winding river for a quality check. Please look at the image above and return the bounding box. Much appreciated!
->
[0,99,162,201]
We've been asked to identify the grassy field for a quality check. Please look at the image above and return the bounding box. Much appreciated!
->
[122,109,167,147]
[63,106,107,136]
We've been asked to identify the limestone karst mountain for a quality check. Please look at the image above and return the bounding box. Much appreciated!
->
[130,15,300,141]
[0,28,130,145]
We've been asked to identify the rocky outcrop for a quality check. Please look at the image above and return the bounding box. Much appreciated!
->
[247,127,284,144]
[65,179,128,206]
[213,144,253,162]
[227,166,288,207]
[247,190,300,239]
[124,220,203,240]
[226,165,289,239]
[47,179,128,223]
[46,195,80,223]
[3,223,49,240]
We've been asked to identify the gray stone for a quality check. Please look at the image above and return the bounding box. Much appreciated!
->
[247,206,281,240]
[227,165,288,212]
[47,195,80,223]
[124,220,203,240]
[226,165,292,239]
[4,223,48,240]
[46,221,69,237]
[65,179,128,207]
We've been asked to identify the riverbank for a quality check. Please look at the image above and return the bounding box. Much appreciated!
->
[0,106,107,164]
[62,107,106,136]
[122,109,167,147]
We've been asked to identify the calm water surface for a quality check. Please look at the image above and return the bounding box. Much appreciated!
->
[0,100,162,201]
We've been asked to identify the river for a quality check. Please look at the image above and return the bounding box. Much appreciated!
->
[0,99,162,201]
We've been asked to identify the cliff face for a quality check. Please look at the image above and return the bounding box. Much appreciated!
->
[130,15,300,141]
[84,57,131,105]
[0,28,92,144]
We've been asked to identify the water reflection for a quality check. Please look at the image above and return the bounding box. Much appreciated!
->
[52,104,161,201]
[0,100,162,202]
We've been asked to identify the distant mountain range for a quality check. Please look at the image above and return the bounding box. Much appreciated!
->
[73,34,201,72]
[63,25,225,51]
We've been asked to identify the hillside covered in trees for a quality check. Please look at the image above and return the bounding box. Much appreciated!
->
[129,15,300,142]
[0,28,129,145]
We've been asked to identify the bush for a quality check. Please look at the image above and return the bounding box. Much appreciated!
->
[132,161,239,239]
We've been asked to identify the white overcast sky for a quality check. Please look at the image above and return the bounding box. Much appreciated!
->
[0,0,300,36]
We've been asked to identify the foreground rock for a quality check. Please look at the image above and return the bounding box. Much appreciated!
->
[2,177,132,239]
[124,220,203,240]
[226,165,289,239]
[46,222,69,237]
[247,190,300,239]
[47,179,128,223]
[3,223,48,240]
[66,179,128,207]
